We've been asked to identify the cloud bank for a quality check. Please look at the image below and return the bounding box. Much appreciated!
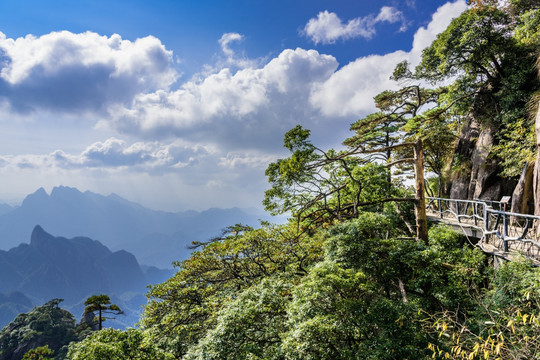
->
[0,1,468,210]
[0,138,212,171]
[105,1,466,150]
[0,31,177,113]
[0,1,466,153]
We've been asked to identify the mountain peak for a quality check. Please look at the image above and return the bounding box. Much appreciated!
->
[21,188,49,208]
[30,225,54,246]
[50,186,83,198]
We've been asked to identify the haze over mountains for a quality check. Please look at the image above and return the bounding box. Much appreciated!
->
[0,186,279,268]
[0,225,174,329]
[0,187,280,329]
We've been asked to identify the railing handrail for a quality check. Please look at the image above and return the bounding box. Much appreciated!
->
[425,196,540,263]
[426,197,540,221]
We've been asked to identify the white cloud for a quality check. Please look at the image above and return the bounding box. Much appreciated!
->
[219,32,244,57]
[0,31,177,113]
[214,32,262,71]
[0,136,278,211]
[303,7,407,44]
[309,0,467,118]
[0,1,469,211]
[376,7,408,32]
[0,2,467,152]
[309,51,408,117]
[219,152,277,169]
[104,1,466,147]
[107,48,339,149]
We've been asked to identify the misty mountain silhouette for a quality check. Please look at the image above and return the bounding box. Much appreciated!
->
[0,186,276,268]
[0,225,173,329]
[2,226,145,301]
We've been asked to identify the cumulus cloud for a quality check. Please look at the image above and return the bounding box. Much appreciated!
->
[309,51,408,117]
[214,32,262,71]
[0,1,467,170]
[309,0,467,118]
[107,48,339,149]
[0,1,469,211]
[0,31,177,113]
[303,7,407,44]
[103,1,466,149]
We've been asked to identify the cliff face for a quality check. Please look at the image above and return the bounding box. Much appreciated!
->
[447,118,515,202]
[448,116,480,200]
[511,57,540,215]
[511,161,535,214]
[0,226,147,304]
[447,56,539,214]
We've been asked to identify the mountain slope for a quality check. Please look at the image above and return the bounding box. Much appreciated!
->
[0,186,277,268]
[0,226,147,302]
[0,226,174,329]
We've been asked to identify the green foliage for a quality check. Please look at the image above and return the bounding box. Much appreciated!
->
[417,7,512,85]
[345,84,442,174]
[11,4,539,359]
[184,279,291,360]
[346,112,403,159]
[324,212,393,268]
[283,261,429,360]
[140,222,324,358]
[404,109,457,183]
[264,126,397,230]
[0,299,76,360]
[23,346,54,360]
[429,259,540,359]
[492,117,536,177]
[66,328,173,360]
[326,219,487,312]
[346,68,457,194]
[83,295,123,331]
[513,8,540,46]
[413,4,539,179]
[165,217,484,360]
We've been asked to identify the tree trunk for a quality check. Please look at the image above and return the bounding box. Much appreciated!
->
[98,309,102,330]
[534,99,540,216]
[414,139,428,244]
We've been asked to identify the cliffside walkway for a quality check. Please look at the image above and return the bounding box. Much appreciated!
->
[426,197,540,265]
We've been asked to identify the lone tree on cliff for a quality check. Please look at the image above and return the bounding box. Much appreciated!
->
[83,295,123,330]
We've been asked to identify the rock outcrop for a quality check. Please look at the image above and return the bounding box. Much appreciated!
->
[448,116,513,201]
[448,116,480,200]
[0,226,148,303]
[511,161,535,214]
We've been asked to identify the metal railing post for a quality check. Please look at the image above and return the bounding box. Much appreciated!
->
[503,213,509,252]
[484,204,488,231]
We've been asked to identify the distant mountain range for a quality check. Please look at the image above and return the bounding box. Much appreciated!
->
[0,225,174,329]
[0,186,281,268]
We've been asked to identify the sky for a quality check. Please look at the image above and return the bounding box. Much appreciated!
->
[0,0,468,211]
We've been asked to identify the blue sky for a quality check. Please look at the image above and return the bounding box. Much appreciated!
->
[0,0,467,211]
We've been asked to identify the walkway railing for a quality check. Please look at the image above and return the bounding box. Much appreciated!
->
[426,197,540,263]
